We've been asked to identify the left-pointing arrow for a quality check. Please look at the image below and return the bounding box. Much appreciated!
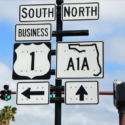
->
[21,88,44,99]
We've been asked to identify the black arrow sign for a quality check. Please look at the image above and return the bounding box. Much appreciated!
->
[76,85,88,101]
[21,88,44,99]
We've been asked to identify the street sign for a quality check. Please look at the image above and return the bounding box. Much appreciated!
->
[19,4,56,22]
[16,82,49,105]
[61,2,99,21]
[15,24,52,42]
[12,43,51,80]
[65,81,99,105]
[56,41,104,79]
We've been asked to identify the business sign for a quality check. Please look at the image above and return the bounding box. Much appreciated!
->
[56,41,104,79]
[61,2,99,21]
[12,43,51,80]
[16,82,49,105]
[19,4,56,22]
[65,81,99,105]
[15,24,52,42]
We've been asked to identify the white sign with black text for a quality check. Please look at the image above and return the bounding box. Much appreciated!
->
[61,2,99,21]
[16,82,49,105]
[15,24,52,42]
[65,81,99,105]
[56,41,104,79]
[13,43,51,80]
[20,4,56,22]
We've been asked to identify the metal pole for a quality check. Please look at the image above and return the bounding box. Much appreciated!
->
[1,91,114,95]
[55,0,63,125]
[119,113,125,125]
[119,106,125,125]
[99,91,113,95]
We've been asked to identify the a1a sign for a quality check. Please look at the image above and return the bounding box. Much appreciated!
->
[16,82,49,105]
[61,2,99,21]
[56,41,104,79]
[15,24,52,42]
[12,43,51,80]
[65,81,99,105]
[20,4,56,22]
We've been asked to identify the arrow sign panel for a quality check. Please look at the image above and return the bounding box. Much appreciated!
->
[76,85,88,101]
[65,81,99,105]
[16,82,49,105]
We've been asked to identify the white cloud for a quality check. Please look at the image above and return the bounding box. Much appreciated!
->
[0,0,56,25]
[105,36,125,65]
[0,0,125,26]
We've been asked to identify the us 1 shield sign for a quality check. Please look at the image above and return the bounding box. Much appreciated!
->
[56,41,104,79]
[12,43,51,80]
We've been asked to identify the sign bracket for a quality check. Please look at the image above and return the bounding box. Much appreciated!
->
[52,30,89,36]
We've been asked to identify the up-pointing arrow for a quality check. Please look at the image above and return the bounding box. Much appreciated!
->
[22,88,44,99]
[76,85,88,101]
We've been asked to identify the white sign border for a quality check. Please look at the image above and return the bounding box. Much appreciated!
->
[19,4,56,22]
[56,41,104,79]
[61,2,99,21]
[16,82,50,105]
[65,81,99,105]
[15,23,52,42]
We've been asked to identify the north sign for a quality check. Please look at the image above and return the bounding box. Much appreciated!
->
[56,41,104,79]
[15,24,52,42]
[61,2,99,21]
[65,81,99,105]
[16,82,49,105]
[12,43,51,80]
[19,4,56,22]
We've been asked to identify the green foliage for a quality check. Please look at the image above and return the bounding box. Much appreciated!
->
[0,106,17,125]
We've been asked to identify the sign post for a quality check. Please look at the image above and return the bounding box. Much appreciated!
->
[55,0,63,125]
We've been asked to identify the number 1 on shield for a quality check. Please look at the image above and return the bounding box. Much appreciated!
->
[30,52,35,70]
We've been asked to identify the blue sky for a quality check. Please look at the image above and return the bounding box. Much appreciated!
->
[0,0,125,125]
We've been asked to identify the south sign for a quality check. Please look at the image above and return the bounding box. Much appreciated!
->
[19,4,56,22]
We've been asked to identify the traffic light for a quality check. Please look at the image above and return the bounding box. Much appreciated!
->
[4,85,9,90]
[0,90,6,100]
[0,85,11,101]
[50,84,53,98]
[113,80,125,108]
[50,94,53,98]
[6,90,11,100]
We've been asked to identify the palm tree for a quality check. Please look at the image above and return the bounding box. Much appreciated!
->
[0,106,17,125]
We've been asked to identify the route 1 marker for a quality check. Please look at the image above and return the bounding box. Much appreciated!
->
[16,82,49,105]
[56,41,104,79]
[65,81,99,105]
[12,42,51,80]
